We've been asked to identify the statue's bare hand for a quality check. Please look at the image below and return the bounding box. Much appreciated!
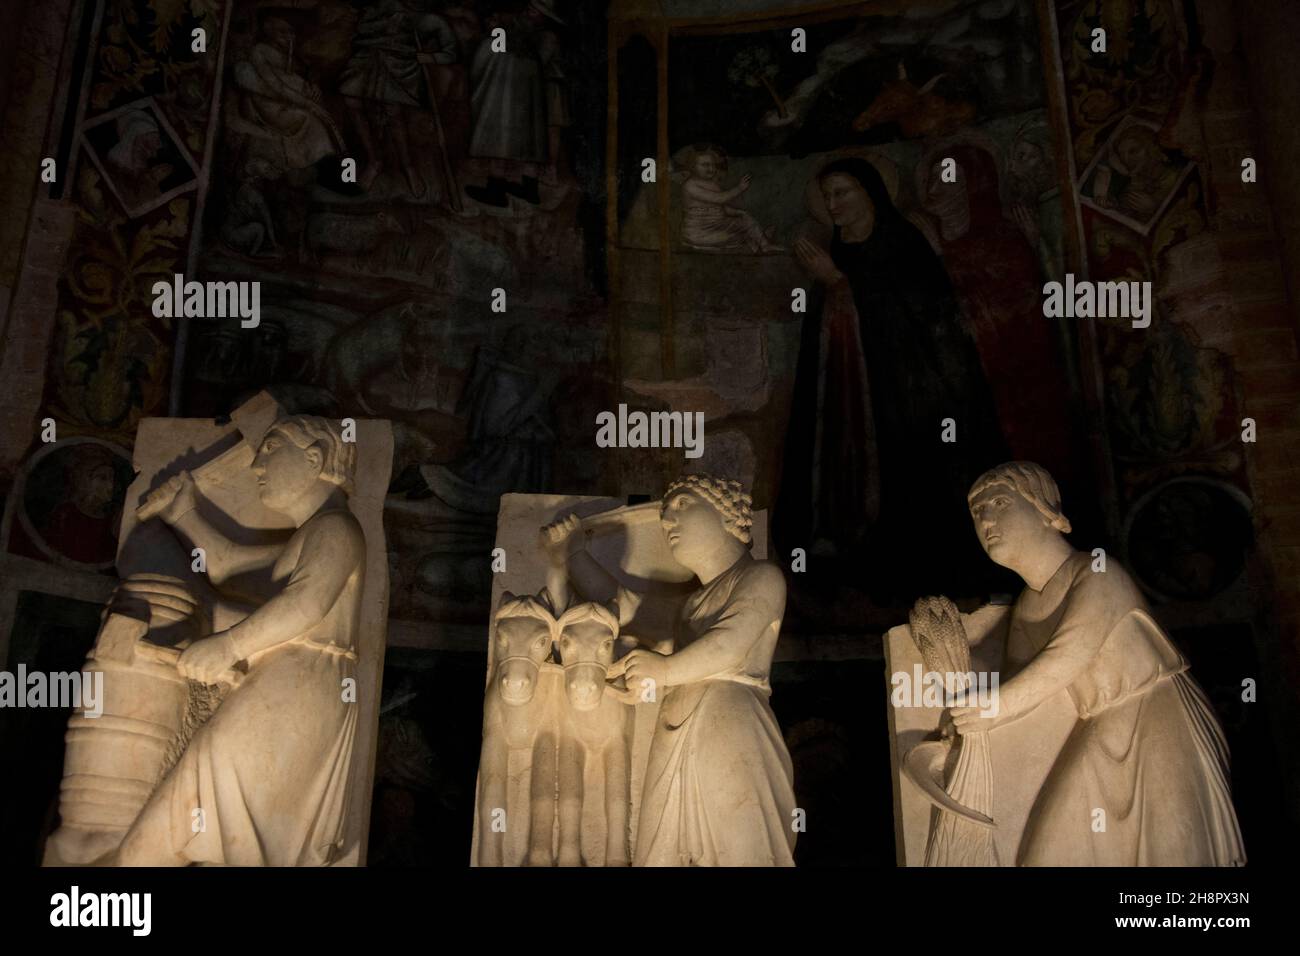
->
[946,704,989,736]
[603,675,639,705]
[540,513,583,566]
[178,634,240,685]
[139,471,200,525]
[606,648,667,699]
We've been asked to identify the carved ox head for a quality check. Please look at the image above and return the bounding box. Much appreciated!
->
[555,603,620,713]
[492,592,557,706]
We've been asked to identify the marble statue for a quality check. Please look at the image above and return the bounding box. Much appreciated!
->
[475,590,563,867]
[551,600,632,866]
[475,589,632,867]
[897,461,1245,866]
[906,595,997,866]
[44,400,392,866]
[545,474,797,866]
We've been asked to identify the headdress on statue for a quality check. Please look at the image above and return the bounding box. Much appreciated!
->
[494,589,619,640]
[268,416,357,498]
[967,461,1072,534]
[663,473,754,547]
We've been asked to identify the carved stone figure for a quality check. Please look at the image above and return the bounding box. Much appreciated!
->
[904,594,997,866]
[43,399,391,866]
[552,601,631,867]
[475,591,562,867]
[548,474,797,866]
[907,461,1246,865]
[474,588,632,868]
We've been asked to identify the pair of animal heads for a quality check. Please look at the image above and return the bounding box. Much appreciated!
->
[493,590,625,712]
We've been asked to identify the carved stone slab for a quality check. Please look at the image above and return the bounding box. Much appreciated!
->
[884,605,1076,866]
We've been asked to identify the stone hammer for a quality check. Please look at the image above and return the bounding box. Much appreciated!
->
[135,390,282,522]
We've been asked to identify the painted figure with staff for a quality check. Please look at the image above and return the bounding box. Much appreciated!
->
[340,0,463,202]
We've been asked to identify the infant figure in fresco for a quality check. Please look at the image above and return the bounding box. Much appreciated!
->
[681,144,783,254]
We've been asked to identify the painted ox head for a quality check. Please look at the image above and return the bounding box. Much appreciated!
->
[853,61,947,132]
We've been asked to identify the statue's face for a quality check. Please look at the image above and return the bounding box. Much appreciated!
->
[969,485,1048,566]
[660,489,727,565]
[251,429,324,513]
[558,617,615,712]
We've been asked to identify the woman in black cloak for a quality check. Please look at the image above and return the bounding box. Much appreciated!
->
[775,156,1010,603]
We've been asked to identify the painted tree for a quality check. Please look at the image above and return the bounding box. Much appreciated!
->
[728,46,786,119]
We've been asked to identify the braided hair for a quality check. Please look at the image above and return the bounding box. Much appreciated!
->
[663,473,754,547]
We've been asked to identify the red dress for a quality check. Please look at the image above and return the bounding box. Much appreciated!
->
[936,146,1077,480]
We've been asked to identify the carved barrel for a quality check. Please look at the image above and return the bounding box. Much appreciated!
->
[46,644,188,864]
[43,574,202,866]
